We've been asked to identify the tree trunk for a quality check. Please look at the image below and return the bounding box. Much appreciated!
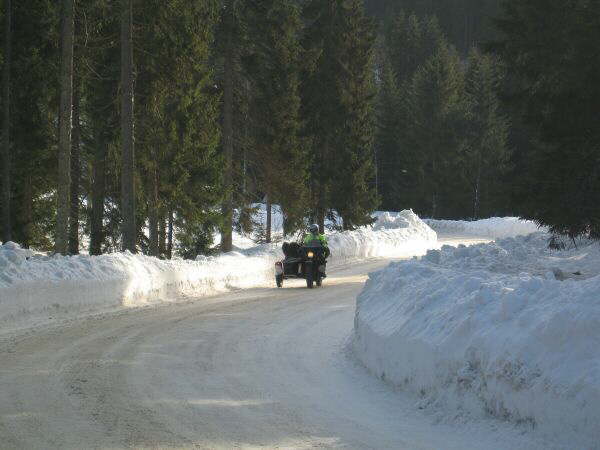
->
[220,0,235,253]
[430,152,438,219]
[317,140,326,233]
[68,74,81,254]
[242,78,250,196]
[265,195,272,244]
[166,210,173,259]
[473,154,482,219]
[20,174,33,248]
[90,138,106,256]
[1,0,11,243]
[158,214,166,258]
[120,0,136,253]
[148,162,159,257]
[55,0,74,255]
[317,177,325,233]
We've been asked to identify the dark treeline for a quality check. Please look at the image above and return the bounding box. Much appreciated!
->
[365,0,501,55]
[0,0,599,258]
[371,0,600,238]
[374,7,510,219]
[0,0,377,258]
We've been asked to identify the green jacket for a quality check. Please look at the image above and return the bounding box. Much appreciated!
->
[303,233,328,247]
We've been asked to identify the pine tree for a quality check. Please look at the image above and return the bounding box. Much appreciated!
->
[377,12,447,214]
[120,0,135,252]
[1,0,11,243]
[215,0,251,252]
[9,0,58,250]
[376,59,400,210]
[55,0,75,255]
[302,0,341,230]
[135,0,221,259]
[494,0,600,237]
[68,7,86,255]
[366,0,502,56]
[407,42,465,218]
[68,72,81,254]
[463,48,508,218]
[330,0,378,229]
[220,0,236,252]
[303,0,377,230]
[248,0,308,238]
[84,0,120,255]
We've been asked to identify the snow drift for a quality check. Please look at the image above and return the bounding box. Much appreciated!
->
[353,233,600,448]
[425,217,541,239]
[0,210,435,329]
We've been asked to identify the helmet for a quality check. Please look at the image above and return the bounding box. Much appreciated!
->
[309,224,319,234]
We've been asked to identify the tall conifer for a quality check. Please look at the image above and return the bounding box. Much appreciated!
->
[463,48,508,218]
[249,0,307,238]
[407,42,465,218]
[330,0,378,229]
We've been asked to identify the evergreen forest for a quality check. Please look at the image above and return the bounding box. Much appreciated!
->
[0,0,598,258]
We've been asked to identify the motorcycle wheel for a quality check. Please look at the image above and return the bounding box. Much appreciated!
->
[305,262,314,289]
[306,272,314,289]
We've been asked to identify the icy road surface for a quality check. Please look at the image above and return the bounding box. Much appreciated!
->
[0,237,550,449]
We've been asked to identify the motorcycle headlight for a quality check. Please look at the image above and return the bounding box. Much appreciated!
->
[307,251,314,258]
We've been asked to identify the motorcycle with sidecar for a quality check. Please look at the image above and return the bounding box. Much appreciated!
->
[275,241,329,289]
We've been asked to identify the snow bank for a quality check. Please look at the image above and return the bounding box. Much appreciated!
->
[425,217,541,239]
[0,242,280,328]
[329,211,436,261]
[0,210,436,329]
[353,234,600,448]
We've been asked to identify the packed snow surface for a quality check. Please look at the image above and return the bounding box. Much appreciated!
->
[353,233,600,448]
[0,210,435,328]
[425,217,541,239]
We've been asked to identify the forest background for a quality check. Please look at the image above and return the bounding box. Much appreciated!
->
[0,0,598,258]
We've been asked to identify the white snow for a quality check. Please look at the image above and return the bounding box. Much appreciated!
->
[0,210,436,330]
[425,217,542,239]
[353,232,600,448]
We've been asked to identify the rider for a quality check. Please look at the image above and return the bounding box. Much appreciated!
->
[304,224,329,278]
[304,224,330,262]
[304,223,328,248]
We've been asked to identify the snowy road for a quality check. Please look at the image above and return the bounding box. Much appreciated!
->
[0,237,548,449]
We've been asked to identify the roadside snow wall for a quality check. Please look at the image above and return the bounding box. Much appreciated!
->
[353,233,600,448]
[425,217,541,239]
[0,210,435,328]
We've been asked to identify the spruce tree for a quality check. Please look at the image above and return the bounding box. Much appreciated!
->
[1,0,11,243]
[463,48,508,218]
[303,0,377,230]
[219,0,236,252]
[407,42,465,218]
[215,0,251,252]
[135,0,221,259]
[494,0,600,237]
[9,0,59,250]
[84,0,120,255]
[376,60,401,210]
[120,0,135,253]
[302,0,342,230]
[377,12,447,214]
[330,0,378,229]
[248,0,308,238]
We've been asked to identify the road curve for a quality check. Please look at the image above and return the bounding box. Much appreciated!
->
[0,238,547,449]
